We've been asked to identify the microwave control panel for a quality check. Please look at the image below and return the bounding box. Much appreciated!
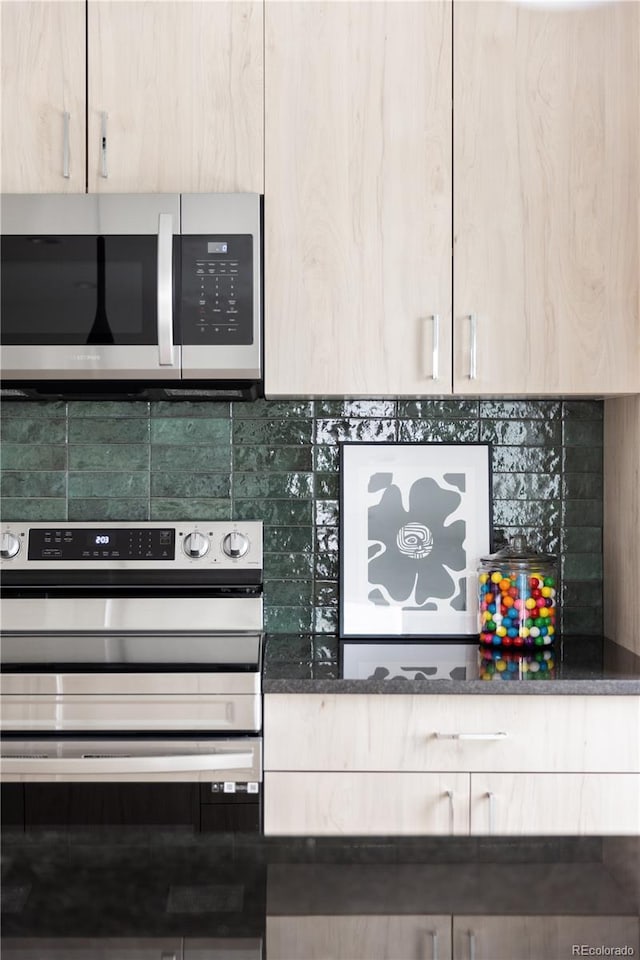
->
[181,235,253,345]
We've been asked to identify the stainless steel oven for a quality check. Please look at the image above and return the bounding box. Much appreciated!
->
[0,520,263,833]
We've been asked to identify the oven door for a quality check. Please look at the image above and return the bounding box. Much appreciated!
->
[0,194,180,380]
[1,736,262,833]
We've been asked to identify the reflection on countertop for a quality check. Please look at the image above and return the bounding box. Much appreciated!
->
[263,635,640,694]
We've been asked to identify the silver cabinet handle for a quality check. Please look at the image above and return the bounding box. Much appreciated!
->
[487,791,496,835]
[161,954,177,960]
[435,732,507,741]
[426,313,440,380]
[100,111,108,178]
[62,111,70,178]
[469,313,478,379]
[445,789,454,835]
[469,931,477,960]
[157,213,175,366]
[429,929,439,960]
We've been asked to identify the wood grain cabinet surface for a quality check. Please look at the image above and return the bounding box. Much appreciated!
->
[267,915,451,960]
[264,694,640,836]
[1,0,263,195]
[265,0,639,397]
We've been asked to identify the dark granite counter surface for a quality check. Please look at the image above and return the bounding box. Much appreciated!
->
[263,635,640,694]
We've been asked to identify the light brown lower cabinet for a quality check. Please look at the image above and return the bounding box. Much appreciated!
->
[0,939,261,959]
[266,915,451,960]
[452,916,640,960]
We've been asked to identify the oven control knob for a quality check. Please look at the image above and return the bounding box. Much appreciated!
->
[183,531,210,559]
[1,532,20,560]
[222,531,250,559]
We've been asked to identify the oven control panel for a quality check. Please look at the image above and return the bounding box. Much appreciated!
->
[0,521,263,571]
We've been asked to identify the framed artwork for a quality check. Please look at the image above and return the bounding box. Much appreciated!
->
[339,442,492,638]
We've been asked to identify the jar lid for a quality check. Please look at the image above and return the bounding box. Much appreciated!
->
[480,534,556,564]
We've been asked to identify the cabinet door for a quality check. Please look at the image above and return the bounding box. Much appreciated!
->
[88,1,263,193]
[454,0,640,394]
[470,773,640,836]
[264,772,469,836]
[264,1,452,397]
[0,940,183,960]
[1,1,86,193]
[453,916,640,960]
[267,915,451,960]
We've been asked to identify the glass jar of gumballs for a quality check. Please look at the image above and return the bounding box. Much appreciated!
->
[477,536,558,648]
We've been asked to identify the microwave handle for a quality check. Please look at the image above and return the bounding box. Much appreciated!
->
[0,751,255,776]
[157,213,175,366]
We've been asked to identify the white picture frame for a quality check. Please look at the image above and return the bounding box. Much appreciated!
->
[339,442,492,638]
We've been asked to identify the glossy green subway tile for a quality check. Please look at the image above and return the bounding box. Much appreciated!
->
[1,401,66,418]
[263,634,313,661]
[0,472,66,498]
[68,472,149,499]
[493,501,561,527]
[492,473,561,500]
[313,607,339,633]
[264,525,313,554]
[314,582,338,606]
[562,527,602,553]
[0,498,67,521]
[496,526,560,554]
[232,445,312,471]
[397,400,479,419]
[233,473,313,499]
[151,444,230,472]
[562,581,602,604]
[264,553,314,579]
[68,401,149,418]
[1,418,66,443]
[265,606,313,634]
[315,474,340,499]
[150,418,230,445]
[314,445,339,472]
[151,401,230,419]
[481,419,560,445]
[562,446,603,473]
[315,552,339,581]
[313,635,339,660]
[69,444,149,471]
[233,419,313,446]
[68,499,149,521]
[491,446,561,473]
[150,498,231,521]
[397,420,480,443]
[315,419,398,444]
[563,606,602,635]
[562,420,603,446]
[264,580,313,606]
[315,400,397,418]
[68,418,149,444]
[562,473,603,500]
[316,527,339,554]
[232,400,313,419]
[315,500,338,526]
[561,554,602,581]
[150,473,230,499]
[564,499,603,526]
[234,499,312,524]
[562,400,604,420]
[480,400,561,420]
[1,444,67,471]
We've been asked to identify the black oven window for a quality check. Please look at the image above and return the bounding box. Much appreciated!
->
[0,235,175,346]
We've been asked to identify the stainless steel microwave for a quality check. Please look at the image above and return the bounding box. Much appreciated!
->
[0,193,262,400]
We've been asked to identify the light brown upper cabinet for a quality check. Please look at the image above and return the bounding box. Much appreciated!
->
[265,0,640,397]
[1,1,86,193]
[453,0,639,395]
[264,1,453,396]
[1,1,264,195]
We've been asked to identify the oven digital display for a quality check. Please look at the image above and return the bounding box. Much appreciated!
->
[28,528,176,561]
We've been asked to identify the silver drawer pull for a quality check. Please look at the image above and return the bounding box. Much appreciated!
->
[62,111,70,178]
[100,111,108,178]
[469,930,477,960]
[435,732,507,741]
[469,313,478,379]
[487,791,496,835]
[429,929,439,960]
[445,789,454,835]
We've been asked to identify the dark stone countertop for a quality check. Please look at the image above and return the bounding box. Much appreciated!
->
[263,635,640,695]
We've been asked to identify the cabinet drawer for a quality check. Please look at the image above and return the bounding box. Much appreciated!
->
[264,772,469,836]
[267,915,451,960]
[470,773,640,836]
[453,916,640,960]
[265,694,639,773]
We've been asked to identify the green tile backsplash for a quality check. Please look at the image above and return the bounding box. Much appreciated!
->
[0,398,604,636]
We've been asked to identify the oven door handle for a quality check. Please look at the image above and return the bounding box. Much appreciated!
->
[0,751,255,776]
